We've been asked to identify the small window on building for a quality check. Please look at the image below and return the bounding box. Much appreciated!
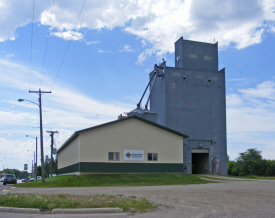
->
[109,152,119,161]
[148,153,158,161]
[172,72,181,77]
[189,54,197,58]
[204,56,212,60]
[177,55,180,61]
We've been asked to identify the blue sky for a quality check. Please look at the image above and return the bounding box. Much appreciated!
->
[0,0,275,172]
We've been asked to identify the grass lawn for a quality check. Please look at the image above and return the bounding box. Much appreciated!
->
[0,194,158,213]
[14,174,212,188]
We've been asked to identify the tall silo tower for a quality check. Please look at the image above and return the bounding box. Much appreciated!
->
[150,37,227,175]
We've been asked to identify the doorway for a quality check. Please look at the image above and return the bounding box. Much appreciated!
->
[192,153,209,174]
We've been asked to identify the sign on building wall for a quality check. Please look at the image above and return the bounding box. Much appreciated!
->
[123,150,144,161]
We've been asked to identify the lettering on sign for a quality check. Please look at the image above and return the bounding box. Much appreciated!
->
[123,150,144,161]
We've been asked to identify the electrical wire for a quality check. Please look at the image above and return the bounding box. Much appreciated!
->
[29,0,36,91]
[51,0,86,90]
[3,105,23,112]
[39,0,55,88]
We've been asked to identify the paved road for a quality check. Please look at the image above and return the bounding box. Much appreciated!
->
[0,182,13,193]
[0,179,23,194]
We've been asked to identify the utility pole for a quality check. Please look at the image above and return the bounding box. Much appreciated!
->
[29,88,51,183]
[47,130,58,178]
[35,137,37,180]
[31,160,33,176]
[33,151,35,178]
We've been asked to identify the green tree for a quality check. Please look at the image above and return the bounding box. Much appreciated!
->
[264,161,275,176]
[19,171,29,179]
[227,160,237,175]
[235,148,267,176]
[3,169,21,178]
[36,166,41,176]
[44,155,50,177]
[37,155,58,178]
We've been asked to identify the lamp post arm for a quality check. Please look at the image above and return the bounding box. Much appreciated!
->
[18,99,39,106]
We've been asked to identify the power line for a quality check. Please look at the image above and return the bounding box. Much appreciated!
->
[51,0,86,90]
[40,0,55,88]
[29,0,36,90]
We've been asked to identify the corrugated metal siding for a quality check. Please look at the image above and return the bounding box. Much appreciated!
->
[58,163,80,175]
[80,162,183,173]
[58,135,80,169]
[79,118,183,164]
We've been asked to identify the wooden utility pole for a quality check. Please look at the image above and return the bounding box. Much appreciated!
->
[47,130,59,177]
[29,88,51,183]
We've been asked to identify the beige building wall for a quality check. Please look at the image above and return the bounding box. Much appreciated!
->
[79,118,183,164]
[58,136,80,169]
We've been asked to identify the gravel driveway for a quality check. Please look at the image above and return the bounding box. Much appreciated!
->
[6,176,275,218]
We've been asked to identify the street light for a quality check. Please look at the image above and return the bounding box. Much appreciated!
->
[18,99,38,106]
[18,98,45,183]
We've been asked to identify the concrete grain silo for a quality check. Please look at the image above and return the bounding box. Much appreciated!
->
[150,37,227,175]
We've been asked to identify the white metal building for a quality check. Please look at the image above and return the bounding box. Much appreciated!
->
[57,115,188,175]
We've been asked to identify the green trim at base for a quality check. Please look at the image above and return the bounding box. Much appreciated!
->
[58,163,80,175]
[58,162,183,174]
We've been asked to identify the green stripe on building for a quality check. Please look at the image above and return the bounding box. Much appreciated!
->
[58,162,183,174]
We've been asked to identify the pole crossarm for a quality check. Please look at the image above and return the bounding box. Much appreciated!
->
[29,90,52,94]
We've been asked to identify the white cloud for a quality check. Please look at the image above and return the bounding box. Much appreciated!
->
[227,80,275,159]
[263,143,275,160]
[239,81,275,100]
[51,30,83,41]
[86,40,101,45]
[1,0,275,63]
[0,58,134,129]
[141,39,147,47]
[99,50,111,53]
[136,49,154,65]
[226,94,243,107]
[119,45,134,52]
[227,80,275,132]
[0,0,48,42]
[6,54,14,58]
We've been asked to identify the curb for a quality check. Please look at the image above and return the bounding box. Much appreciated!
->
[52,208,123,214]
[0,207,12,213]
[0,207,123,214]
[11,208,41,214]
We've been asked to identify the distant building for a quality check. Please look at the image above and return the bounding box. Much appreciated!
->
[150,37,227,175]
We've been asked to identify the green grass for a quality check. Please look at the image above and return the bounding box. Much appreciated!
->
[14,174,212,188]
[0,194,158,213]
